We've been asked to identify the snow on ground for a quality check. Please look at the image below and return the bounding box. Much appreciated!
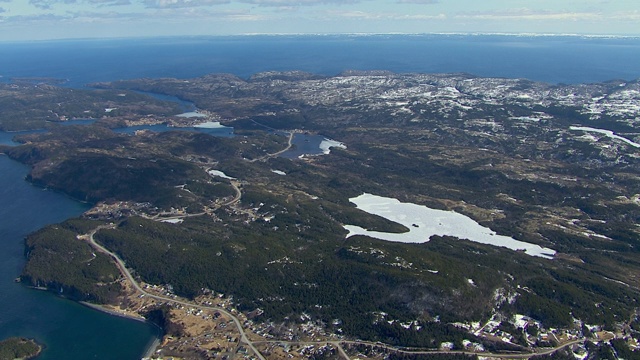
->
[514,314,529,328]
[161,218,184,224]
[208,170,235,179]
[177,112,208,118]
[271,170,286,176]
[343,193,556,259]
[570,126,640,148]
[193,121,226,128]
[319,138,347,154]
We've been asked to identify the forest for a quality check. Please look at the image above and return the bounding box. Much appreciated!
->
[5,72,640,350]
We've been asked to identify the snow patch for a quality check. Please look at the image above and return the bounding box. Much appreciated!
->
[193,121,225,128]
[208,170,235,179]
[177,112,207,118]
[570,126,640,148]
[319,138,347,154]
[343,193,556,259]
[161,218,184,224]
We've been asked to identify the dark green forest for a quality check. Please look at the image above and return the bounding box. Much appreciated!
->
[6,73,640,351]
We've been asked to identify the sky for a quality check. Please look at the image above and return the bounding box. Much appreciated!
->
[0,0,639,41]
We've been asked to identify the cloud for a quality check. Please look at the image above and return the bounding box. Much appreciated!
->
[143,0,229,8]
[240,0,359,7]
[324,9,444,20]
[67,6,255,20]
[399,13,445,20]
[455,8,601,21]
[88,0,132,6]
[1,13,72,22]
[396,0,438,4]
[610,10,640,21]
[67,9,143,21]
[29,0,76,9]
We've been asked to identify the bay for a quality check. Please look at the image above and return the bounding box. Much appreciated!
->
[0,155,159,359]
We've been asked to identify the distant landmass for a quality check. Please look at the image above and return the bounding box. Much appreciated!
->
[2,71,640,359]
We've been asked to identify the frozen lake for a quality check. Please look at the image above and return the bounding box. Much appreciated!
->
[344,193,556,259]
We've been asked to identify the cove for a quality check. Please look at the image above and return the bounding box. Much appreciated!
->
[0,155,159,359]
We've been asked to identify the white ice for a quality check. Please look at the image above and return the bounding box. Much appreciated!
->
[344,193,556,259]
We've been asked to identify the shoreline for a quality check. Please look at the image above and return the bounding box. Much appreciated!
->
[0,337,43,360]
[142,337,161,359]
[79,301,147,323]
[79,302,163,358]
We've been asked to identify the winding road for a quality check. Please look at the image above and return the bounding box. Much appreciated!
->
[78,132,586,360]
[82,226,266,360]
[249,130,295,162]
[83,224,584,360]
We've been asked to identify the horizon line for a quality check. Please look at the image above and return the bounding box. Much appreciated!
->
[2,31,640,44]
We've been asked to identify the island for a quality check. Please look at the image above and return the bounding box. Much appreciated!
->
[2,71,640,359]
[0,337,42,360]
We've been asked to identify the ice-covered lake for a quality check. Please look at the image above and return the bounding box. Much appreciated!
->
[344,193,556,259]
[280,133,346,159]
[570,126,640,148]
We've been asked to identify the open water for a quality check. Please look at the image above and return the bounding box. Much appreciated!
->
[1,34,640,358]
[1,35,640,86]
[0,156,160,359]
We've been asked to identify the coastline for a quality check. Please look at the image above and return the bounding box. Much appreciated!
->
[142,337,161,359]
[0,337,42,360]
[1,155,159,359]
[24,286,141,320]
[79,302,163,358]
[79,301,147,323]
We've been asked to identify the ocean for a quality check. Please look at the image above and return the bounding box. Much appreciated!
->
[1,34,640,359]
[0,156,160,359]
[1,34,640,87]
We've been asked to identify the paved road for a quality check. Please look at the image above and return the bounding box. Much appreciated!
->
[85,224,585,360]
[155,177,242,222]
[226,180,242,205]
[83,226,266,360]
[82,181,585,360]
[338,338,583,359]
[252,337,583,360]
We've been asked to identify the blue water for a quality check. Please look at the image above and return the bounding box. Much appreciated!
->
[1,35,640,87]
[0,120,97,145]
[2,34,640,358]
[0,156,160,359]
[0,130,45,146]
[280,134,327,159]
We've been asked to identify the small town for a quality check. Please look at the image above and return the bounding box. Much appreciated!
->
[88,251,638,360]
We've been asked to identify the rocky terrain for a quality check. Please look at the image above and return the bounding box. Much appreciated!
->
[3,71,640,358]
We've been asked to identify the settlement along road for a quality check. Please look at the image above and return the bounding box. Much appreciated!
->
[84,225,584,360]
[79,131,584,360]
[82,226,266,360]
